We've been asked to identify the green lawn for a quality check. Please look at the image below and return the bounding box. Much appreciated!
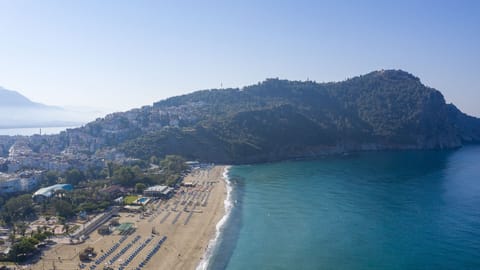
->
[124,195,138,205]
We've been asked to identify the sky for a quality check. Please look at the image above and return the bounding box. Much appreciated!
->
[0,0,479,116]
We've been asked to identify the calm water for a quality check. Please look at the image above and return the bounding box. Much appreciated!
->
[0,126,76,136]
[209,146,480,270]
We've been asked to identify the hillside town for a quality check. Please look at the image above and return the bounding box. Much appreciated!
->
[0,100,207,176]
[0,144,215,267]
[0,105,216,267]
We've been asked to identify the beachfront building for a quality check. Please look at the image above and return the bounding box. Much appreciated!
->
[70,207,120,240]
[32,183,73,202]
[143,185,174,198]
[181,181,196,187]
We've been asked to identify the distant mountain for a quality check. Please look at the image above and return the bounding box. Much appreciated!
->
[0,86,50,108]
[0,87,86,128]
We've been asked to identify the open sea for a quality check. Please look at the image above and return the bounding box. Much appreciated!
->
[207,146,480,270]
[0,126,76,136]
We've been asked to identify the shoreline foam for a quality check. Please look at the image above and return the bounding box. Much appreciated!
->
[196,166,233,270]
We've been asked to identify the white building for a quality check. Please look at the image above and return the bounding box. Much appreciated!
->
[143,185,174,198]
[0,170,41,194]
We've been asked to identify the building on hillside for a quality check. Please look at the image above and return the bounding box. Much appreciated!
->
[143,185,174,199]
[0,170,41,194]
[99,185,127,199]
[32,183,73,202]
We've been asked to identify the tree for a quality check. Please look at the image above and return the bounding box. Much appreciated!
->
[134,183,146,194]
[1,195,35,225]
[160,155,187,173]
[9,237,39,261]
[54,200,74,218]
[63,223,70,235]
[106,161,115,178]
[113,166,136,186]
[32,231,48,242]
[85,166,102,180]
[44,171,59,185]
[65,169,85,185]
[16,222,28,237]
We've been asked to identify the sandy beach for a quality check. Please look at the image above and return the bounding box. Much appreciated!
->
[30,165,228,270]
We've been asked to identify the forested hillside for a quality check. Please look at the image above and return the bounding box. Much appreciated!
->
[4,70,478,165]
[110,70,480,163]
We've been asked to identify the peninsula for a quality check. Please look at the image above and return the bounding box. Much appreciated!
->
[1,70,480,172]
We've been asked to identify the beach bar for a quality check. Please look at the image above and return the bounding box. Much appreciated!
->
[143,185,174,198]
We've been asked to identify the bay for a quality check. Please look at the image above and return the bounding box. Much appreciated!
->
[209,146,480,270]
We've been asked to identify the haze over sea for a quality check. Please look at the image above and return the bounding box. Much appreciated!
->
[0,126,76,136]
[209,146,480,270]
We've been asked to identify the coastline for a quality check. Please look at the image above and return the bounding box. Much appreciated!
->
[196,166,233,270]
[30,165,229,270]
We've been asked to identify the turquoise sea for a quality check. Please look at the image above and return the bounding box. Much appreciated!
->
[208,146,480,270]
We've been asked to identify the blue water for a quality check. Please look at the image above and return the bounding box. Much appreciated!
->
[209,146,480,270]
[137,197,149,203]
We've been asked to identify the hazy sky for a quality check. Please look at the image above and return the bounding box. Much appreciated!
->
[0,0,479,116]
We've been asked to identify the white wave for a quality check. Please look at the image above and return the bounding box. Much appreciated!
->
[196,166,233,270]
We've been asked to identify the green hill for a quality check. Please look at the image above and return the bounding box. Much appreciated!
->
[7,69,477,165]
[105,69,480,163]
